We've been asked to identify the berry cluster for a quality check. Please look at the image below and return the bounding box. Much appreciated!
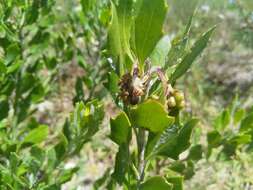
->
[166,84,185,112]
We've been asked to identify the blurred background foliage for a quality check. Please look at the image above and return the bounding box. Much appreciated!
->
[167,0,253,189]
[0,0,253,189]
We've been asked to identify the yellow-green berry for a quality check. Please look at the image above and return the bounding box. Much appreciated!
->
[177,100,185,109]
[174,91,184,103]
[167,96,176,108]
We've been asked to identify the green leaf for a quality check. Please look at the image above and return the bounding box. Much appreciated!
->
[73,77,84,103]
[145,125,178,159]
[233,109,245,124]
[108,0,133,75]
[168,161,186,176]
[6,60,21,74]
[9,152,20,173]
[112,144,129,184]
[134,0,168,66]
[0,24,6,38]
[83,100,104,137]
[66,100,104,155]
[166,170,184,190]
[117,0,133,58]
[22,125,49,145]
[46,148,57,172]
[30,146,46,165]
[108,2,121,61]
[159,119,198,159]
[20,73,37,93]
[150,35,171,67]
[230,134,251,145]
[165,14,194,70]
[146,119,198,160]
[110,112,131,145]
[0,22,17,42]
[54,133,68,161]
[0,98,9,121]
[104,71,119,97]
[240,113,253,132]
[5,44,20,64]
[214,109,230,131]
[140,176,173,190]
[130,100,174,133]
[70,100,104,140]
[207,130,222,148]
[58,167,79,184]
[0,60,7,73]
[183,11,194,38]
[169,26,216,83]
[45,57,57,70]
[25,1,39,25]
[63,119,71,142]
[176,119,198,152]
[187,144,203,161]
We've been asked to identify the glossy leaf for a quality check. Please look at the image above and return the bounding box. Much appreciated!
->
[108,2,122,67]
[134,0,168,65]
[22,125,49,145]
[140,176,173,190]
[176,119,199,152]
[110,111,131,145]
[160,119,198,159]
[108,0,133,75]
[150,35,171,67]
[169,26,216,83]
[130,100,174,133]
[117,0,133,58]
[146,125,178,159]
[165,14,194,70]
[147,119,198,160]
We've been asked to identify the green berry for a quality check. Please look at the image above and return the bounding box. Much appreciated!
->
[177,100,185,109]
[174,91,184,103]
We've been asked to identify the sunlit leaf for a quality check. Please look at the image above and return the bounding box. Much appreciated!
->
[131,100,174,133]
[140,176,173,190]
[110,112,131,145]
[134,0,168,66]
[169,26,216,84]
[22,125,49,145]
